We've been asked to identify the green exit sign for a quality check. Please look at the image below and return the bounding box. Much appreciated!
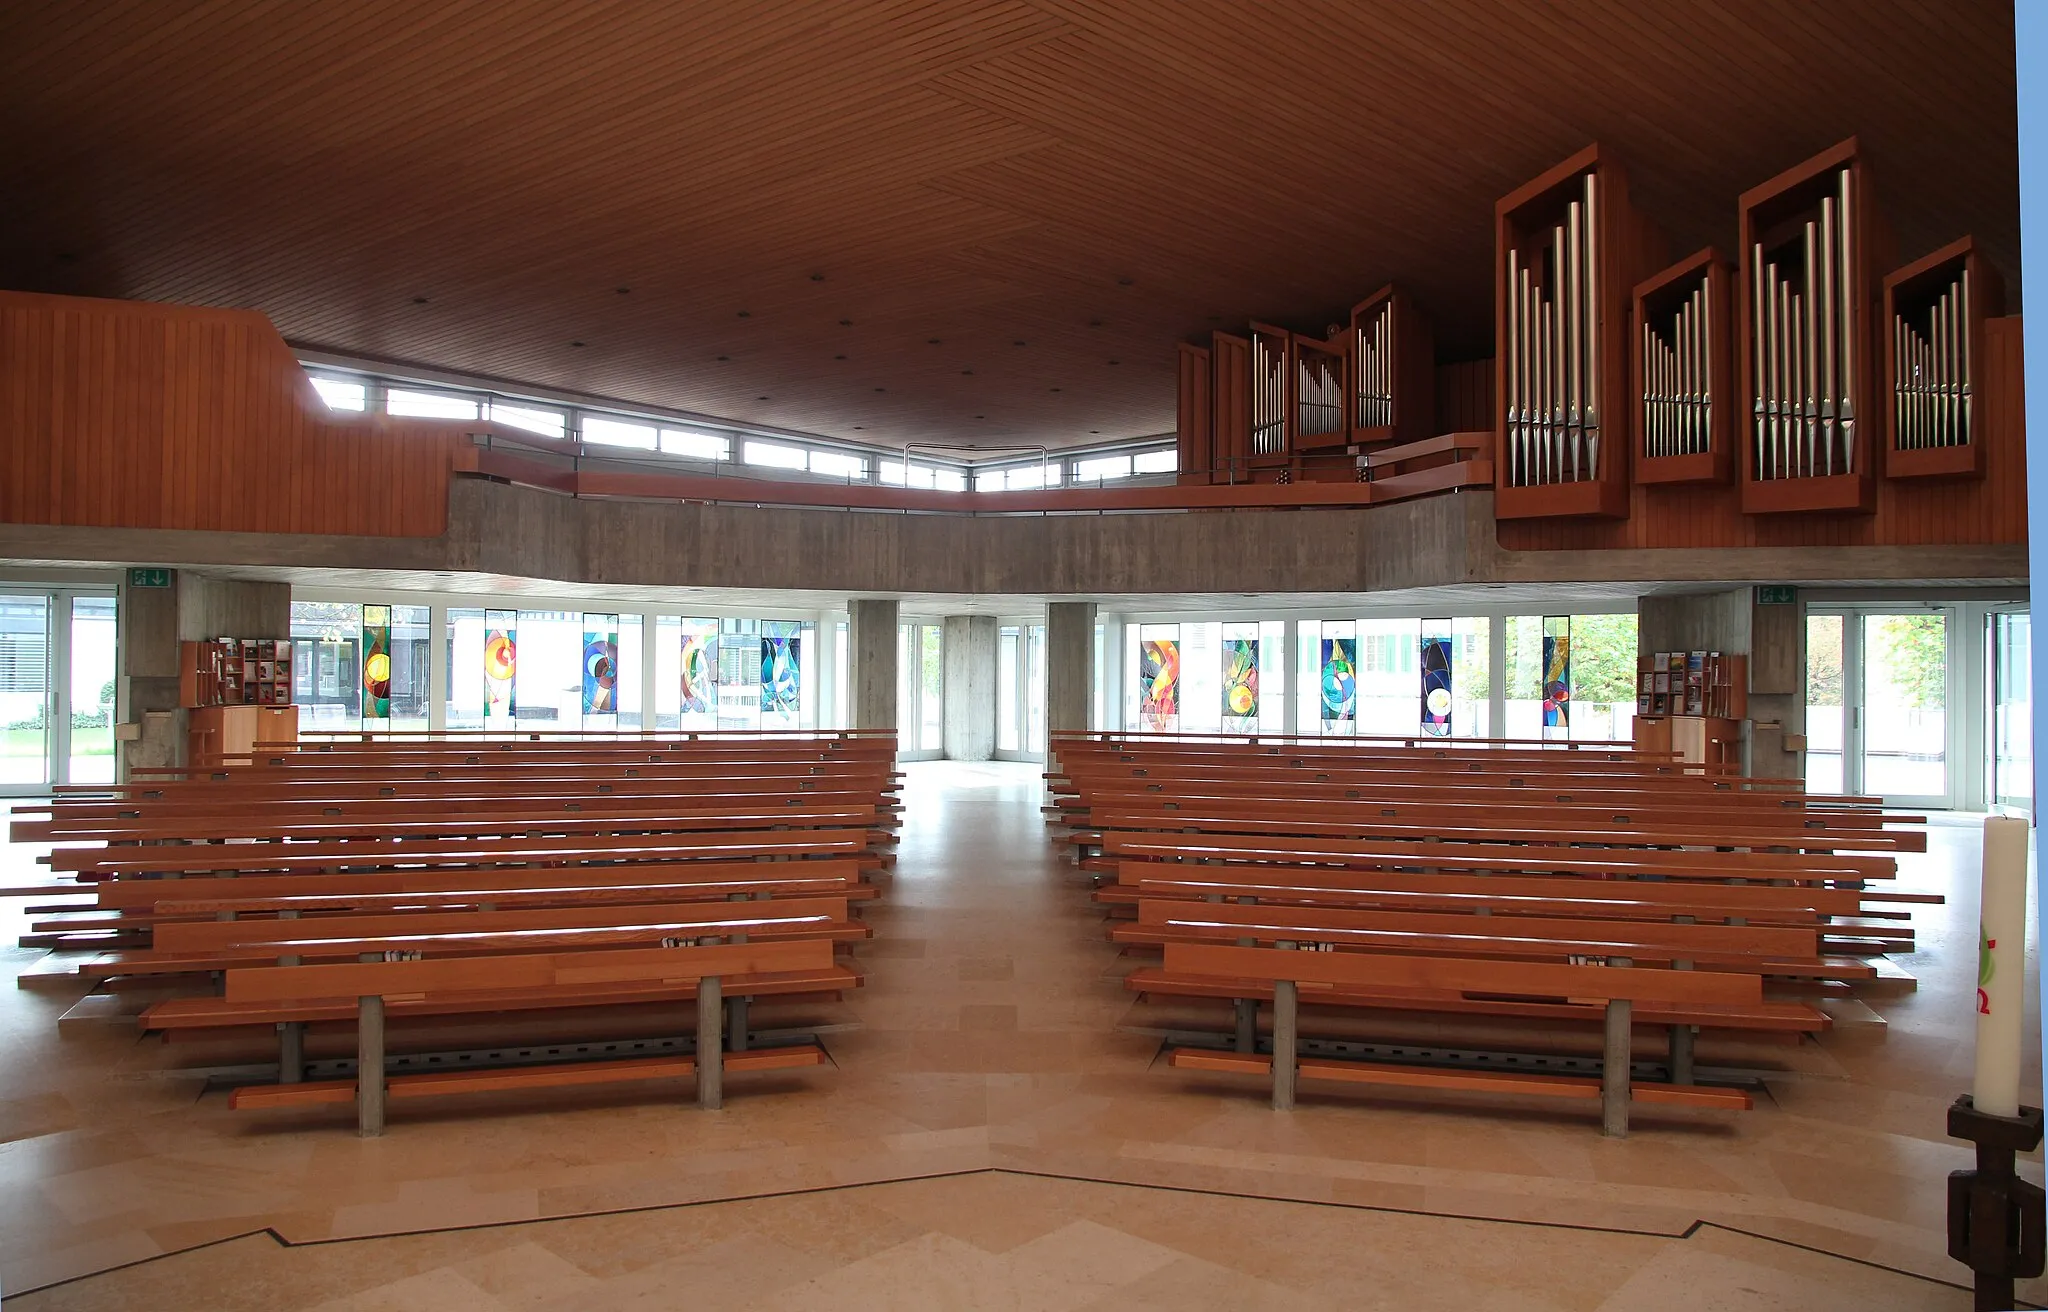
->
[127,567,171,588]
[1754,585,1796,605]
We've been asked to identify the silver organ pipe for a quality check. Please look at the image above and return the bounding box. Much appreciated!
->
[1295,345,1343,441]
[1892,265,1972,452]
[1503,173,1600,486]
[1750,168,1856,480]
[1640,281,1715,461]
[1252,333,1286,455]
[1354,300,1394,429]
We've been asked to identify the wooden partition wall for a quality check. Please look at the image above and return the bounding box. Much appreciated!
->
[0,291,469,537]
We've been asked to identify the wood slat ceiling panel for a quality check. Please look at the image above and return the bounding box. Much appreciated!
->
[0,0,2017,452]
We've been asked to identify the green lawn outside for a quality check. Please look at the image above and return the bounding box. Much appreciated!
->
[2,725,114,757]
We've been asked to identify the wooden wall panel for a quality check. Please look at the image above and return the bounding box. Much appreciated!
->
[0,292,467,538]
[1433,360,1493,435]
[1496,316,2026,552]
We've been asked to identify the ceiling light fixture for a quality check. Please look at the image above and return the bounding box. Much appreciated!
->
[1117,277,1134,286]
[411,296,429,304]
[810,273,826,282]
[570,340,586,347]
[615,287,631,295]
[737,311,751,318]
[839,319,853,326]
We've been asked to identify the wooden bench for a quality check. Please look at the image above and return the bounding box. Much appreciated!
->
[210,937,847,1133]
[1147,941,1760,1135]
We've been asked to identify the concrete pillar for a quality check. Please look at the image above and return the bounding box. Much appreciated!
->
[941,615,998,761]
[1046,603,1095,736]
[846,599,900,735]
[117,570,289,777]
[1637,587,1804,780]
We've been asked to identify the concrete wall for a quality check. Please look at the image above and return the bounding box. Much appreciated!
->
[0,476,2022,598]
[941,615,997,761]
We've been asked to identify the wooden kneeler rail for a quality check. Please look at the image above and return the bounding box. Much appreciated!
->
[1156,942,1760,1137]
[223,937,838,1135]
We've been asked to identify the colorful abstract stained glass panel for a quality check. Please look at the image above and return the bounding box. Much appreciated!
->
[1421,630,1453,736]
[761,636,801,723]
[679,623,715,714]
[361,604,392,721]
[1221,633,1259,726]
[1542,615,1572,733]
[582,614,620,715]
[483,609,517,719]
[1138,633,1180,731]
[1320,637,1357,722]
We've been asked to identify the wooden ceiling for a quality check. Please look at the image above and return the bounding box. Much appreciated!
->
[0,1,2018,451]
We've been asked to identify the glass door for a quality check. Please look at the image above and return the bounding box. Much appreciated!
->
[1990,609,2031,814]
[1860,612,1949,805]
[1804,613,1847,794]
[66,596,119,783]
[0,595,51,790]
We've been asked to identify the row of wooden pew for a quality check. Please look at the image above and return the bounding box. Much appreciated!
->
[1047,731,1932,1135]
[7,730,900,1134]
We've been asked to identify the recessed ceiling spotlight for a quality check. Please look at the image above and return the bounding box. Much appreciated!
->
[853,425,864,430]
[737,310,751,318]
[615,286,631,295]
[1050,387,1062,392]
[810,273,826,282]
[411,296,429,304]
[716,354,730,361]
[570,340,586,347]
[839,319,853,326]
[961,369,973,376]
[1090,429,1100,434]
[1117,277,1134,286]
[757,395,769,400]
[975,414,985,419]
[1106,359,1120,365]
[874,387,886,392]
[1089,319,1103,327]
[834,354,847,360]
[1013,340,1027,347]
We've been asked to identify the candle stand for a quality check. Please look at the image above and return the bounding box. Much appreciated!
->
[1949,1095,2045,1311]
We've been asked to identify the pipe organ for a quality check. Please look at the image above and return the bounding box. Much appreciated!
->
[1349,285,1435,448]
[1494,145,1664,519]
[1294,335,1346,448]
[1882,235,2002,480]
[1173,290,1436,484]
[1737,137,1886,514]
[1249,323,1292,457]
[1632,249,1733,484]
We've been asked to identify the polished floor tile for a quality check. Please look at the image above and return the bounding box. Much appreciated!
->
[0,760,2033,1307]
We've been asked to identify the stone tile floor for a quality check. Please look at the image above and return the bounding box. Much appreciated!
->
[0,761,2036,1308]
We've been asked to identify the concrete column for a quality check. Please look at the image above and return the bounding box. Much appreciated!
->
[117,570,289,777]
[941,615,998,761]
[1046,603,1095,736]
[846,599,899,735]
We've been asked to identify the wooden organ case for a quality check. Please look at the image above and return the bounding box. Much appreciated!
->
[1494,144,1666,519]
[1737,137,1890,515]
[1174,291,1435,484]
[1350,284,1435,450]
[1632,248,1735,485]
[1882,236,2003,481]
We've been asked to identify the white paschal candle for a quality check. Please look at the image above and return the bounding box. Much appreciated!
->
[1974,815,2031,1119]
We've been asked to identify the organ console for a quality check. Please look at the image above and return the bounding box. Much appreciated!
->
[1882,235,2002,480]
